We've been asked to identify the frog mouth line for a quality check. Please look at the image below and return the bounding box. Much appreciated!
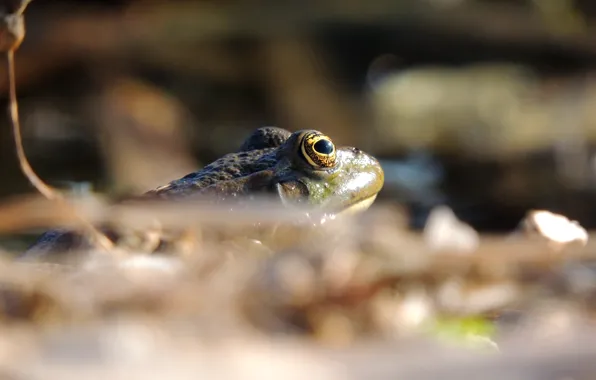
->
[337,195,378,215]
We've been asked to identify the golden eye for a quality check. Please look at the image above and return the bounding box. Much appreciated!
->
[300,132,337,169]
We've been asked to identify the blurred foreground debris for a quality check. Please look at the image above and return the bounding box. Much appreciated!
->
[5,324,596,380]
[424,206,479,254]
[0,193,595,377]
[0,195,594,321]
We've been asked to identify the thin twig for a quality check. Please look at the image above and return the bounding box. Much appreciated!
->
[6,36,113,251]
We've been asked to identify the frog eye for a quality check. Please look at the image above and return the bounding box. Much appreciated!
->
[300,132,337,169]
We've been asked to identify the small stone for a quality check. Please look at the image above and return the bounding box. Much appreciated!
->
[521,210,588,248]
[424,206,479,254]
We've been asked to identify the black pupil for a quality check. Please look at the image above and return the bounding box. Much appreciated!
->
[313,139,334,154]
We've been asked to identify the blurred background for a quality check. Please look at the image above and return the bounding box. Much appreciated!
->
[3,0,596,240]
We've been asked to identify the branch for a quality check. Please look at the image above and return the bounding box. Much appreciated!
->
[1,0,114,252]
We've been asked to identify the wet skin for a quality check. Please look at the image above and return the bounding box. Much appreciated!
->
[25,127,384,256]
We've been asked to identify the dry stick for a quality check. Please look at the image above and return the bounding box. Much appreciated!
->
[6,50,114,251]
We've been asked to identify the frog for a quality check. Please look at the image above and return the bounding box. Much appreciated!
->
[23,127,384,258]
